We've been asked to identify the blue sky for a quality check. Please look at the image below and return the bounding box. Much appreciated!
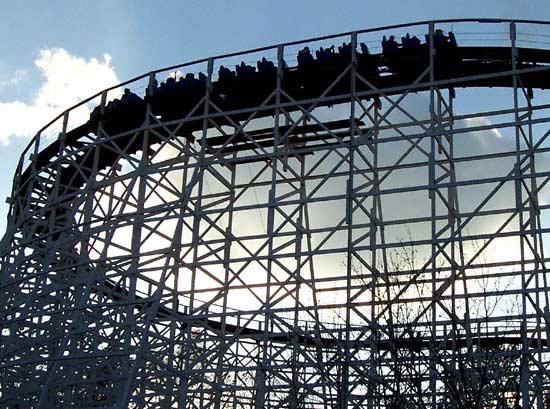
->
[1,1,550,235]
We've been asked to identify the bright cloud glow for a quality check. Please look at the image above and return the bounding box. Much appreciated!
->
[0,48,119,144]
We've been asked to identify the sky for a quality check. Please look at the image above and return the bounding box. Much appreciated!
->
[1,1,550,237]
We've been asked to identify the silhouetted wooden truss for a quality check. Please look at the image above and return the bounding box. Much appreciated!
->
[2,19,550,408]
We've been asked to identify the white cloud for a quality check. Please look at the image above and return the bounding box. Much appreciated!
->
[0,48,119,144]
[0,69,27,88]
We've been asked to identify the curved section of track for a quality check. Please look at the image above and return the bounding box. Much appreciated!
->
[16,45,550,203]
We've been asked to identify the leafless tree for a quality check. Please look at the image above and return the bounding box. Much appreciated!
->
[345,236,525,409]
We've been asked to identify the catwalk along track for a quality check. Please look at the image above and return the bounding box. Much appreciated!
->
[3,19,550,408]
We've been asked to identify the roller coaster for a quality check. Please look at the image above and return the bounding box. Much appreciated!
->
[2,19,550,408]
